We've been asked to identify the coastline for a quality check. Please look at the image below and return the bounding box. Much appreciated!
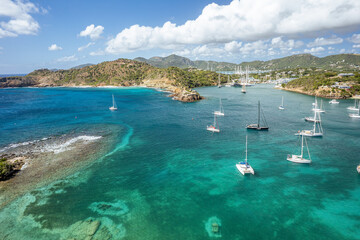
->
[0,83,204,102]
[279,86,353,99]
[0,128,119,208]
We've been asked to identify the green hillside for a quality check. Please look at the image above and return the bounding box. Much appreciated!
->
[134,54,360,71]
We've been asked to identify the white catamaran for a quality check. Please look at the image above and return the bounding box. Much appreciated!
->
[109,94,117,111]
[287,135,312,164]
[297,111,323,137]
[214,98,225,116]
[236,135,255,175]
[207,114,220,132]
[279,96,284,110]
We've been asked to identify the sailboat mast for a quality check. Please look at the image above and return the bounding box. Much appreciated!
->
[112,94,115,107]
[245,135,248,164]
[301,135,304,158]
[258,101,260,127]
[281,96,284,106]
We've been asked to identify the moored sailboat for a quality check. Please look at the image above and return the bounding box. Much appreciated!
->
[287,134,311,164]
[347,99,359,111]
[247,101,269,130]
[279,96,284,110]
[109,94,117,111]
[214,98,225,116]
[207,114,220,132]
[297,111,323,137]
[236,135,254,175]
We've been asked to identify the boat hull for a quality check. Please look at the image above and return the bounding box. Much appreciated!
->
[247,124,268,131]
[304,117,320,123]
[347,107,359,111]
[214,111,224,116]
[287,155,311,164]
[236,163,254,175]
[312,109,325,113]
[109,107,117,111]
[207,126,220,132]
[349,114,360,118]
[295,131,323,137]
[279,106,284,110]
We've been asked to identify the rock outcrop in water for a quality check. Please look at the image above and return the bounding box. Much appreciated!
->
[0,156,25,181]
[0,76,38,88]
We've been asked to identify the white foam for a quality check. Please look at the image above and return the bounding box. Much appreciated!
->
[0,139,41,153]
[41,135,102,154]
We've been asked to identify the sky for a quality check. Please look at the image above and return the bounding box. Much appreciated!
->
[0,0,360,74]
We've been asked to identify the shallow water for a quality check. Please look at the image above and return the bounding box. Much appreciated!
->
[0,85,359,239]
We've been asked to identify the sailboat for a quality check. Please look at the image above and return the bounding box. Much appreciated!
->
[349,109,360,118]
[207,114,220,132]
[329,99,339,104]
[247,101,269,130]
[218,74,222,88]
[214,98,225,116]
[347,99,359,111]
[296,111,323,137]
[312,96,317,107]
[236,136,254,175]
[109,94,117,111]
[312,99,325,113]
[241,67,248,93]
[287,135,311,164]
[241,83,246,93]
[305,110,321,122]
[279,96,284,110]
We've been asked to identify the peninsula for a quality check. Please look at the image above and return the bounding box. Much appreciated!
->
[0,59,228,102]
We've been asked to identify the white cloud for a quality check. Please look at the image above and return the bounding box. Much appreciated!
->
[224,41,242,52]
[353,44,360,48]
[0,0,40,38]
[328,46,335,50]
[57,55,78,62]
[106,0,360,54]
[48,44,62,51]
[348,33,360,43]
[79,24,104,40]
[340,48,346,53]
[304,47,325,53]
[307,35,343,47]
[89,50,105,56]
[78,42,94,51]
[173,36,304,59]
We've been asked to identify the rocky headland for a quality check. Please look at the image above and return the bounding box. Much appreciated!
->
[0,59,224,102]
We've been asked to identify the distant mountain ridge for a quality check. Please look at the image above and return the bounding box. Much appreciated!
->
[134,54,360,71]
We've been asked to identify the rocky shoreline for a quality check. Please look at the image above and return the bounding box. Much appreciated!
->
[281,86,351,99]
[0,133,109,208]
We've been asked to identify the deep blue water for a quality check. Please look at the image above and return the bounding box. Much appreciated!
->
[0,85,359,239]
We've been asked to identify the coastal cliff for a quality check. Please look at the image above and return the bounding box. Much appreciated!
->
[0,59,224,102]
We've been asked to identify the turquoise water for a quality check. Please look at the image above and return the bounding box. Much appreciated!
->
[0,85,360,239]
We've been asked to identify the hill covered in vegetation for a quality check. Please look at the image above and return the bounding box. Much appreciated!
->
[0,59,229,102]
[283,71,360,98]
[135,54,360,71]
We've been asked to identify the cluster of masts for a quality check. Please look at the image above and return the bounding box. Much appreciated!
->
[206,93,360,175]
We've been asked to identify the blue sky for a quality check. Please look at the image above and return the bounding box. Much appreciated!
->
[0,0,360,74]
